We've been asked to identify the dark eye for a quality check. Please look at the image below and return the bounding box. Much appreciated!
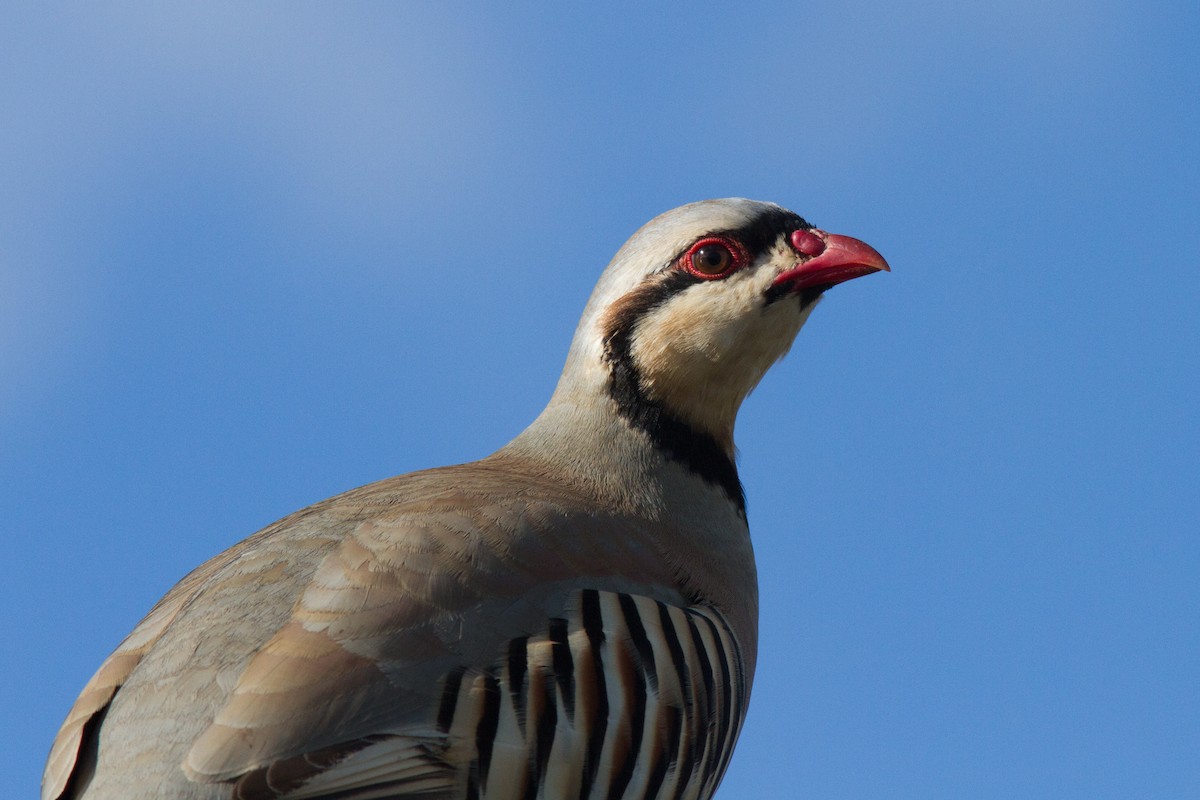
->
[683,237,743,279]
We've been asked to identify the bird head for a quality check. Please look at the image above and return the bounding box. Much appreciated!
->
[560,199,889,451]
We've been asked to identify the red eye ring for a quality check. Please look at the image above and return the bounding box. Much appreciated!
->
[682,237,745,280]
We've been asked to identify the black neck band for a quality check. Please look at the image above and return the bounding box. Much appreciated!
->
[600,272,747,514]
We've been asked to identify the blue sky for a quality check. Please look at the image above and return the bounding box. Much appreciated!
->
[4,3,1198,797]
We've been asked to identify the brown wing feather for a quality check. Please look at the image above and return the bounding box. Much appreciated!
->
[46,457,748,798]
[183,482,688,785]
[43,553,224,800]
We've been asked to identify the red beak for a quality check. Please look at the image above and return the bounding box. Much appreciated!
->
[773,230,890,292]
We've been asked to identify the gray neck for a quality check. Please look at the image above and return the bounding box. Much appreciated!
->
[499,363,746,530]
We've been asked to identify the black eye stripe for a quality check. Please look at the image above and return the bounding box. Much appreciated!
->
[713,207,811,258]
[667,207,812,271]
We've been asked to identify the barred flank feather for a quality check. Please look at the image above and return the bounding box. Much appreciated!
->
[436,590,747,800]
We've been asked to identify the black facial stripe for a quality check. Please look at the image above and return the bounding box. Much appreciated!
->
[600,271,747,514]
[714,206,811,258]
[722,206,816,307]
[662,207,812,274]
[597,206,812,513]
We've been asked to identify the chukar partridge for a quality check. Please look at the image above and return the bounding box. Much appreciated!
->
[44,198,888,800]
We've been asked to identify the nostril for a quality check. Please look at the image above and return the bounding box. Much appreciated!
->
[791,229,826,257]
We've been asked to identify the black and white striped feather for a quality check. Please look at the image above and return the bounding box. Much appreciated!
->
[290,589,747,800]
